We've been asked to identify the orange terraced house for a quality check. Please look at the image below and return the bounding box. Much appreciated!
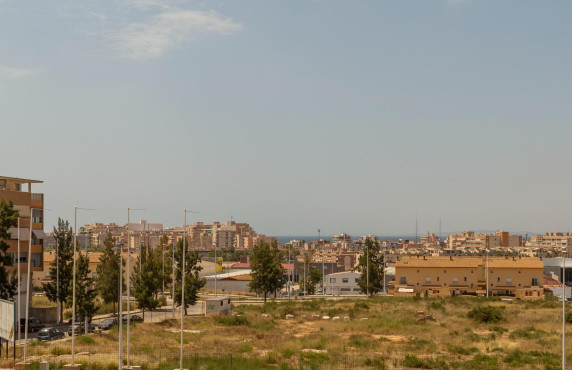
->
[0,176,45,317]
[394,256,543,299]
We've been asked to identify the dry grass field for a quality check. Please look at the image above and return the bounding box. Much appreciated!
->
[4,296,572,369]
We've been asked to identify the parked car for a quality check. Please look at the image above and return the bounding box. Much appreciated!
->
[37,328,65,341]
[122,314,143,324]
[99,318,119,330]
[20,317,45,333]
[67,323,97,336]
[67,316,92,324]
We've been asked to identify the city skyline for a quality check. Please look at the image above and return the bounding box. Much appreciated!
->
[3,1,572,235]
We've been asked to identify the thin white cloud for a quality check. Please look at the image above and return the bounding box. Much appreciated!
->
[0,65,36,79]
[114,10,242,60]
[121,0,176,11]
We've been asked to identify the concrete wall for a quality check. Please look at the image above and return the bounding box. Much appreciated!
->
[31,307,57,323]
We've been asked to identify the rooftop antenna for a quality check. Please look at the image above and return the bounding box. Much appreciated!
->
[415,214,418,243]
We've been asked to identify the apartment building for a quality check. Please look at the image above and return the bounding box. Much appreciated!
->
[0,176,45,316]
[332,233,352,249]
[394,256,543,299]
[529,233,572,248]
[446,231,522,250]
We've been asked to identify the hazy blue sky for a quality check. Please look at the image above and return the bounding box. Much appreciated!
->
[3,0,572,236]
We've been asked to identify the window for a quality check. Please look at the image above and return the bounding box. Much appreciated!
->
[452,277,459,284]
[506,278,512,285]
[443,270,447,273]
[400,277,407,284]
[342,278,348,284]
[497,277,500,283]
[437,277,440,282]
[32,209,43,224]
[15,183,21,191]
[464,277,467,282]
[532,278,538,286]
[0,180,5,189]
[425,277,431,284]
[355,278,359,283]
[330,278,336,283]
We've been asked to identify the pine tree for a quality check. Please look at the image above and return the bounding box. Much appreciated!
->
[355,238,384,296]
[69,252,98,322]
[43,218,74,322]
[300,253,322,295]
[0,200,18,300]
[96,233,124,315]
[249,240,286,302]
[132,244,161,319]
[156,235,172,296]
[174,239,205,315]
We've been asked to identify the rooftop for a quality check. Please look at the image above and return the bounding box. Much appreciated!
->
[0,176,43,184]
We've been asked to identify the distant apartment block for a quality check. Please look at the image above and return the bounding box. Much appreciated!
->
[394,256,543,299]
[446,231,522,250]
[529,233,572,248]
[0,176,45,316]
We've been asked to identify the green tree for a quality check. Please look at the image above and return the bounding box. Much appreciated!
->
[132,244,161,319]
[299,252,322,295]
[249,240,286,302]
[355,238,384,296]
[68,252,98,321]
[43,218,74,322]
[156,235,172,295]
[174,239,205,315]
[96,233,124,316]
[0,200,18,300]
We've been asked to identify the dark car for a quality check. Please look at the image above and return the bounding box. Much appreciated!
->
[99,318,119,330]
[37,328,65,341]
[68,316,92,324]
[67,323,97,336]
[20,317,45,333]
[122,314,143,324]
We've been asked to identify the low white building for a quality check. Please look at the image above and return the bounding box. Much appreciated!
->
[324,271,362,295]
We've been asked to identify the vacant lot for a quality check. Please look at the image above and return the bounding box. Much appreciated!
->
[3,296,571,369]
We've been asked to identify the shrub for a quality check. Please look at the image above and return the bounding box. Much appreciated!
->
[349,335,376,349]
[508,326,548,340]
[215,315,249,326]
[77,335,95,345]
[401,354,447,368]
[503,349,535,367]
[447,344,479,356]
[364,356,387,369]
[236,343,253,353]
[463,354,499,370]
[489,326,508,334]
[467,305,505,323]
[282,348,294,359]
[354,301,369,310]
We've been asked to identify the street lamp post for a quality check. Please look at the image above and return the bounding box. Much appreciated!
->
[172,237,176,317]
[16,218,22,346]
[118,239,124,370]
[366,242,369,297]
[181,209,199,370]
[288,243,291,301]
[125,207,145,369]
[70,206,94,366]
[563,249,566,370]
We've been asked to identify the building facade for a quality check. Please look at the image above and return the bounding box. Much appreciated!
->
[0,176,45,316]
[394,256,543,299]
